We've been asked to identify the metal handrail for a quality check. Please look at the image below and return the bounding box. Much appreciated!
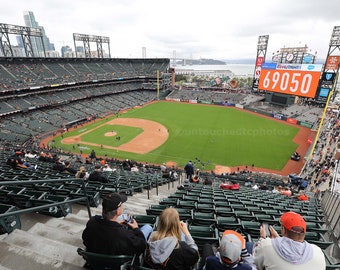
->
[0,178,92,219]
[0,173,179,220]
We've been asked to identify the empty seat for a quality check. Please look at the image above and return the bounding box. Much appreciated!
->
[216,216,241,232]
[188,225,219,253]
[30,194,72,218]
[133,214,158,229]
[196,203,215,213]
[176,200,197,210]
[215,206,234,217]
[241,220,261,239]
[191,212,216,227]
[0,203,21,234]
[146,204,168,216]
[77,247,133,270]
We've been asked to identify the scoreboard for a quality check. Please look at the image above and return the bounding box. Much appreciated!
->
[258,63,322,98]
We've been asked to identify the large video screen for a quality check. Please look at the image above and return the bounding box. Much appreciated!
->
[258,63,322,98]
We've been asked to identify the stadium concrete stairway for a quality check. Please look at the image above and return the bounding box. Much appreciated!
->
[0,180,180,270]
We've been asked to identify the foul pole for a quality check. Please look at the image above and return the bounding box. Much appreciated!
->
[308,70,339,160]
[157,70,160,100]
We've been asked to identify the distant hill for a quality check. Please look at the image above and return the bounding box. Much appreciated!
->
[224,59,256,64]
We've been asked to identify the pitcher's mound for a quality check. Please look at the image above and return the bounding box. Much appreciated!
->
[104,131,117,137]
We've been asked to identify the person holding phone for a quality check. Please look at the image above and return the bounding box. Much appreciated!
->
[82,193,153,256]
[253,211,325,270]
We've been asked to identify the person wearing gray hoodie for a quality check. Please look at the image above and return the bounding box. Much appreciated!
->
[253,211,326,270]
[145,208,199,270]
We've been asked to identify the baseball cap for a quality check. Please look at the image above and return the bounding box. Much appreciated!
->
[102,193,127,211]
[220,230,244,264]
[280,211,306,233]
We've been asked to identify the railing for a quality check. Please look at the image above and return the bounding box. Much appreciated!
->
[0,173,182,220]
[0,178,92,220]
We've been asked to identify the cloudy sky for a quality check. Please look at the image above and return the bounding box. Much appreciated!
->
[1,0,340,61]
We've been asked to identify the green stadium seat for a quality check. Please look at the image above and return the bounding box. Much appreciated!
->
[215,206,234,217]
[191,212,216,227]
[233,210,255,221]
[177,200,197,210]
[323,250,340,270]
[146,204,168,216]
[0,203,21,234]
[29,194,72,218]
[188,225,219,253]
[305,222,328,234]
[174,208,193,221]
[77,247,133,270]
[133,214,158,229]
[0,189,12,204]
[196,203,215,213]
[70,190,100,207]
[214,201,231,208]
[159,197,178,207]
[216,216,241,232]
[8,193,34,209]
[254,214,276,224]
[241,220,261,239]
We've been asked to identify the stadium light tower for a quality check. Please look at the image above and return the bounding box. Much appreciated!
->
[252,35,269,91]
[0,23,45,57]
[73,33,110,58]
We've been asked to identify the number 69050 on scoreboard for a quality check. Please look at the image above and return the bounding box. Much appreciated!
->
[258,66,322,98]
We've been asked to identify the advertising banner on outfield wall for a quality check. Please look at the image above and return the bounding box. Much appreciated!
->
[287,118,298,124]
[299,121,314,128]
[199,100,212,104]
[272,113,285,120]
[165,97,180,102]
[221,102,235,107]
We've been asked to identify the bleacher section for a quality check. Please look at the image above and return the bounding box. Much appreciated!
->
[0,57,171,145]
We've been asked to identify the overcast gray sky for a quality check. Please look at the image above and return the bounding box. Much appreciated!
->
[1,0,340,61]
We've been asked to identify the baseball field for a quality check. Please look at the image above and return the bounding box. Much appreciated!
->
[50,101,305,172]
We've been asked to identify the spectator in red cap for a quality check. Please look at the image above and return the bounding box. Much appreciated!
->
[253,211,325,270]
[82,193,152,258]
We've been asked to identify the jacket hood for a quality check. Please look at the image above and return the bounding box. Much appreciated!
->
[148,236,178,264]
[272,237,313,264]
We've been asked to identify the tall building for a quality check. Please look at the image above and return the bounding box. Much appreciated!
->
[21,11,55,56]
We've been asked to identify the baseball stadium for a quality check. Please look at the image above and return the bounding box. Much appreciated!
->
[0,20,339,270]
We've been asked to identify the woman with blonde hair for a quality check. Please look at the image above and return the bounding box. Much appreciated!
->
[145,207,199,270]
[75,166,89,180]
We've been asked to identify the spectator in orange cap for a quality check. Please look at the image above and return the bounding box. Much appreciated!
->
[297,191,309,201]
[253,211,325,270]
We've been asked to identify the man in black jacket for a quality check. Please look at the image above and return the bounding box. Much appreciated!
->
[184,161,194,181]
[82,193,152,256]
[88,165,108,183]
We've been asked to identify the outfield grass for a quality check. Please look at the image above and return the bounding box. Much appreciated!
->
[52,102,300,170]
